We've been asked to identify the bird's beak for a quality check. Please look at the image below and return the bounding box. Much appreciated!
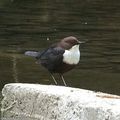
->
[77,41,85,44]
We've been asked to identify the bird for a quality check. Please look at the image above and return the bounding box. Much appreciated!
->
[25,36,83,86]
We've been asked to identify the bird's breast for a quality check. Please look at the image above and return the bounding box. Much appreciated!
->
[63,45,80,65]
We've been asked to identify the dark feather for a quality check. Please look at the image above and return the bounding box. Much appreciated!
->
[37,46,65,73]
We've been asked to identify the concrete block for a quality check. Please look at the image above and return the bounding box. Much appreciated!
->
[1,83,120,120]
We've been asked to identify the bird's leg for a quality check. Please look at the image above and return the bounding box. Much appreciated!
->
[59,74,67,86]
[50,73,58,85]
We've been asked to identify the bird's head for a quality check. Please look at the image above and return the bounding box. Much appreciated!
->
[60,36,84,49]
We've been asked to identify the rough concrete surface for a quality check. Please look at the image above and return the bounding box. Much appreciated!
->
[1,83,120,120]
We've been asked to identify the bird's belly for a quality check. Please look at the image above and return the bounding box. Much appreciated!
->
[53,63,76,73]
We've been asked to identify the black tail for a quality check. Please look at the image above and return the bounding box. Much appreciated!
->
[25,51,38,58]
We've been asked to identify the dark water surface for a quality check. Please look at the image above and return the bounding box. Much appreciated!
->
[0,0,120,95]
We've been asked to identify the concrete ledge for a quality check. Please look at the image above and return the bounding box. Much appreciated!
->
[1,83,120,120]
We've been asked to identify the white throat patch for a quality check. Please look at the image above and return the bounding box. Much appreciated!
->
[63,45,80,65]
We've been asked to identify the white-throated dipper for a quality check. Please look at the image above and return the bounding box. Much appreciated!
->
[25,36,83,86]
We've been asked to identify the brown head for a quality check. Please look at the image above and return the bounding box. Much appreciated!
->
[59,36,81,49]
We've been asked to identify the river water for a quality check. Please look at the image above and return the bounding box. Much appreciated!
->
[0,0,120,95]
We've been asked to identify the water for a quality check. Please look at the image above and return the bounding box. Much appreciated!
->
[0,0,120,96]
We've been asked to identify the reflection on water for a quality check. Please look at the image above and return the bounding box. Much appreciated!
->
[0,0,120,95]
[12,55,19,82]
